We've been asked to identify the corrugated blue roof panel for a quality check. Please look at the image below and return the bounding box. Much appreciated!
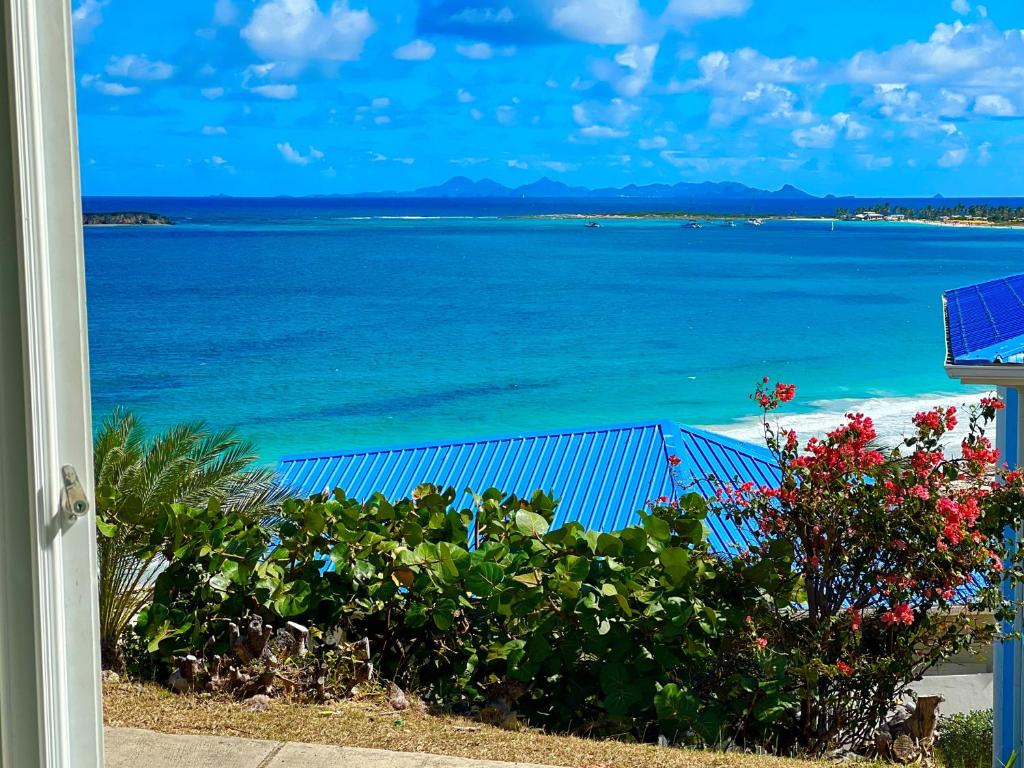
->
[275,420,780,555]
[944,274,1024,365]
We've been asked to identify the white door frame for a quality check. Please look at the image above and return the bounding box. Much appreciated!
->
[0,0,104,765]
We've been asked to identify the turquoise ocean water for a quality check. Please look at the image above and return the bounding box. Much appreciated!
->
[82,197,1024,463]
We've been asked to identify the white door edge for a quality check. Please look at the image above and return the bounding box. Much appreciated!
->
[0,0,104,765]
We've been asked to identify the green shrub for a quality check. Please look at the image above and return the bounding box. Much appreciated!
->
[134,485,791,746]
[938,710,993,768]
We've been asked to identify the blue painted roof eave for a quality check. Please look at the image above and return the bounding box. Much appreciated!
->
[948,336,1024,365]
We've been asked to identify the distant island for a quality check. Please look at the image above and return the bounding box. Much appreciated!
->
[83,211,173,226]
[837,202,1024,226]
[333,175,815,201]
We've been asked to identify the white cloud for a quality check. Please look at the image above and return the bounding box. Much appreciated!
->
[371,152,411,163]
[938,88,969,116]
[690,48,819,86]
[547,0,648,44]
[791,123,837,148]
[573,98,638,128]
[470,108,484,120]
[857,153,893,170]
[978,141,992,164]
[580,125,627,138]
[658,151,752,174]
[450,157,488,166]
[202,125,227,135]
[952,0,970,14]
[638,135,668,149]
[594,44,659,97]
[662,0,751,28]
[456,42,494,60]
[678,48,818,127]
[250,83,298,99]
[374,115,391,125]
[507,159,528,169]
[865,83,924,122]
[706,82,813,127]
[80,74,140,96]
[277,142,324,165]
[213,0,240,25]
[201,86,225,99]
[371,96,390,108]
[832,112,870,140]
[496,105,516,126]
[846,20,1024,87]
[541,160,578,172]
[241,0,376,62]
[72,0,107,44]
[572,98,637,140]
[457,89,475,103]
[938,147,968,166]
[973,93,1015,116]
[393,39,435,61]
[106,54,174,81]
[205,155,234,172]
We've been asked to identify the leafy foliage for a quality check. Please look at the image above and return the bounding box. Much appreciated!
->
[135,484,791,743]
[937,710,993,768]
[117,384,1024,755]
[714,380,1023,754]
[94,409,276,669]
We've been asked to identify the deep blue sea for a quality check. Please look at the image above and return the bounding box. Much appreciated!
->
[82,196,1024,462]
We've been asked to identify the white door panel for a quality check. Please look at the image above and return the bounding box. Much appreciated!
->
[0,0,104,765]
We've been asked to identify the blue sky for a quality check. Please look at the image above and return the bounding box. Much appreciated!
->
[74,0,1024,197]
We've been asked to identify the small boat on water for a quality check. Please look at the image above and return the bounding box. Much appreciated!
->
[584,221,601,228]
[747,218,764,226]
[723,220,737,227]
[685,221,702,229]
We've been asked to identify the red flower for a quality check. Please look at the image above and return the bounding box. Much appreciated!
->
[835,661,854,676]
[981,396,1005,411]
[880,603,914,626]
[667,454,681,467]
[756,637,768,650]
[774,382,796,403]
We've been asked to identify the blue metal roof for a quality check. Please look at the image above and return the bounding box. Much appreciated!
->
[944,274,1024,365]
[275,420,780,555]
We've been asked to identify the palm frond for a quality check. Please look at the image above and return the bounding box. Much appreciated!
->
[94,409,277,669]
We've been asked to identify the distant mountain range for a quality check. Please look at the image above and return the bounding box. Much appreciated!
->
[346,176,817,200]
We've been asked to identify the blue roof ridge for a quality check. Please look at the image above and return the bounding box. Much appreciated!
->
[279,418,680,463]
[677,423,778,463]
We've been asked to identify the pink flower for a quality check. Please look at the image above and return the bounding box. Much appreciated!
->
[774,382,796,403]
[756,637,768,650]
[880,603,914,626]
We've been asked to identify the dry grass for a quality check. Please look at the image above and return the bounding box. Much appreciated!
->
[103,680,828,768]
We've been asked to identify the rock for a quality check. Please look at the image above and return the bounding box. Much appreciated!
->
[82,212,173,226]
[243,694,272,711]
[167,670,189,694]
[102,670,121,684]
[387,682,409,711]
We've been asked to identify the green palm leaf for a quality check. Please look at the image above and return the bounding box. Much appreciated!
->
[94,409,277,669]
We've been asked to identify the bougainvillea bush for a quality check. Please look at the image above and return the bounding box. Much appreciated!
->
[714,379,1024,755]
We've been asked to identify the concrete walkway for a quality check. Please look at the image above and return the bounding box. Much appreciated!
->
[104,727,552,768]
